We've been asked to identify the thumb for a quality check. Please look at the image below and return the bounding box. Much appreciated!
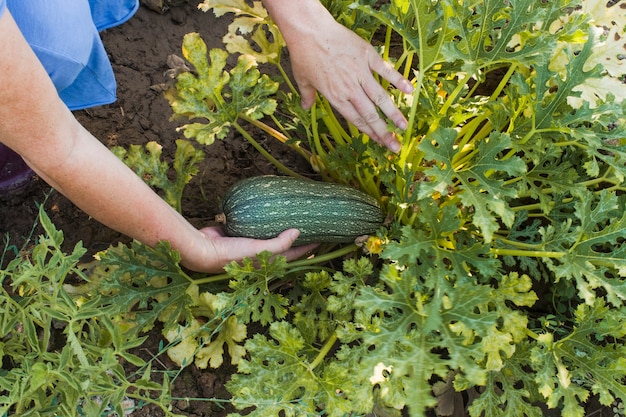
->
[274,228,301,247]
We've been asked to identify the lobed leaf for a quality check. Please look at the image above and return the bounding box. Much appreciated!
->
[166,33,279,145]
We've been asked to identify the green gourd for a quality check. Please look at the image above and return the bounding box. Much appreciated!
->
[216,176,385,245]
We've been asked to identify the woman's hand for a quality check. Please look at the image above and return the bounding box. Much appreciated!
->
[263,0,414,152]
[181,227,316,274]
[288,20,413,153]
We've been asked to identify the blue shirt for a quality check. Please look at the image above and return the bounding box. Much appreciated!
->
[0,0,139,110]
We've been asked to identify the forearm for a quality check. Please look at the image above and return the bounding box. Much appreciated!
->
[27,131,201,256]
[0,10,202,264]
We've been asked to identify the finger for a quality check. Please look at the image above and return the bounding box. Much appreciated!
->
[363,80,408,131]
[278,242,319,262]
[229,228,300,259]
[230,229,313,263]
[268,228,301,251]
[299,84,317,110]
[334,99,383,142]
[347,94,402,152]
[369,53,414,95]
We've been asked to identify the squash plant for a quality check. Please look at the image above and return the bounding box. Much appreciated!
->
[98,0,626,416]
[0,207,181,417]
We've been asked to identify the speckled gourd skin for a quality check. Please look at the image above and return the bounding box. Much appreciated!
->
[218,176,385,245]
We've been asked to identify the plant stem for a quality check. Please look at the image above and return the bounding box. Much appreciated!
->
[495,236,545,249]
[439,72,473,116]
[233,122,305,179]
[310,101,326,158]
[287,244,359,268]
[309,332,338,371]
[241,114,311,161]
[381,25,393,91]
[400,69,423,166]
[320,99,350,145]
[276,61,298,96]
[490,248,565,258]
[489,63,518,101]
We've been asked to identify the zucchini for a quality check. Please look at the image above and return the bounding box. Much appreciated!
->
[216,175,385,245]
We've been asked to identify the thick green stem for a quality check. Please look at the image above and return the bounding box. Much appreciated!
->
[495,237,546,250]
[310,102,327,158]
[309,332,338,371]
[491,248,565,258]
[489,63,518,101]
[287,244,359,269]
[400,69,423,167]
[320,99,350,145]
[276,61,298,96]
[241,114,312,162]
[439,72,473,116]
[380,25,393,91]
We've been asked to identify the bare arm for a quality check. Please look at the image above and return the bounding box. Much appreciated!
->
[262,0,414,152]
[0,10,310,273]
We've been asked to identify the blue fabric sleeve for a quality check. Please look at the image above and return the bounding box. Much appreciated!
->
[90,0,140,31]
[0,0,5,18]
[6,0,138,110]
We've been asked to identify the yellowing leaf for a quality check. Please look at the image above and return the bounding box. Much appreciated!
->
[482,327,515,371]
[582,0,626,29]
[570,75,626,108]
[195,316,247,368]
[167,33,279,145]
[164,320,202,368]
[198,0,283,65]
[163,285,247,369]
[198,0,268,18]
[585,26,626,77]
[223,18,283,64]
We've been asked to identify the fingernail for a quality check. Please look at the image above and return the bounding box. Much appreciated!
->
[396,118,408,130]
[402,80,414,94]
[390,140,401,153]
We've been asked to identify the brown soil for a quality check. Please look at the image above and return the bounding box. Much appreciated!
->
[0,2,310,416]
[0,1,310,256]
[0,3,617,417]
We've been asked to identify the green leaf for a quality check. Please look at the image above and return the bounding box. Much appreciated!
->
[223,251,290,326]
[531,300,626,414]
[167,32,279,145]
[546,190,626,306]
[356,0,454,72]
[518,148,581,214]
[534,27,603,130]
[94,240,195,334]
[351,266,480,414]
[384,201,501,281]
[227,321,365,417]
[112,140,203,213]
[468,357,544,417]
[442,0,558,72]
[327,257,375,325]
[292,270,334,344]
[419,130,525,242]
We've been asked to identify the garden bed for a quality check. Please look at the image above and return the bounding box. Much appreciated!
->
[0,1,308,259]
[0,3,309,416]
[1,1,624,416]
